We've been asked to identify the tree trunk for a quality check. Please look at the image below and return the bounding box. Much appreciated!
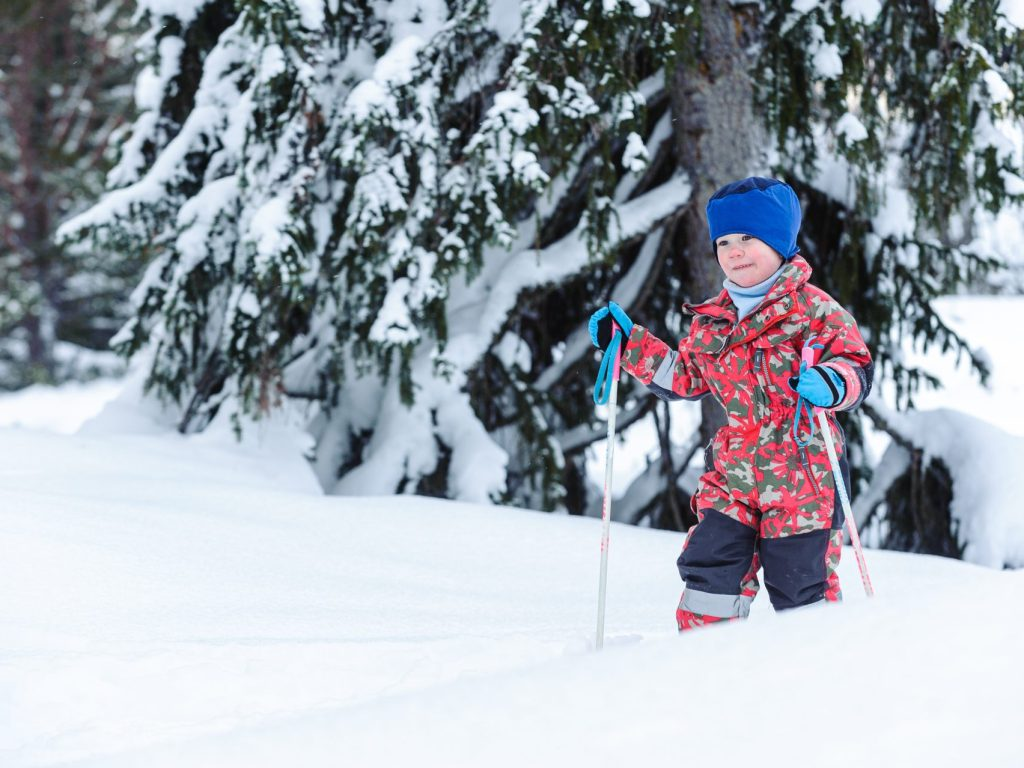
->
[668,0,765,498]
[10,4,58,379]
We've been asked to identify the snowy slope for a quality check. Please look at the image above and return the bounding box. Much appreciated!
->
[1,422,1022,768]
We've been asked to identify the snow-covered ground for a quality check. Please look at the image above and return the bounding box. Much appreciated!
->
[1,295,1023,767]
[2,422,1022,768]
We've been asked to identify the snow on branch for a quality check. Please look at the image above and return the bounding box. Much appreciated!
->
[861,399,1024,568]
[535,226,666,394]
[445,173,692,374]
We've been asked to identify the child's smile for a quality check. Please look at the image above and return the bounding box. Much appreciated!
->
[715,233,785,287]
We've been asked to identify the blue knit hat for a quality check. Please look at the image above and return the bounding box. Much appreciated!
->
[706,177,802,260]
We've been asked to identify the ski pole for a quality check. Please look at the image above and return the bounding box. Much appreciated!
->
[815,410,875,597]
[593,321,623,650]
[796,339,874,597]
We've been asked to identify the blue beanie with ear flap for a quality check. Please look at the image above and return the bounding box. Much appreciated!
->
[706,177,802,260]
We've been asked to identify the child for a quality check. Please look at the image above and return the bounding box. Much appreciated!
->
[589,177,873,630]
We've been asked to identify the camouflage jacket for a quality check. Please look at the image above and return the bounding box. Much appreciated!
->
[621,256,873,536]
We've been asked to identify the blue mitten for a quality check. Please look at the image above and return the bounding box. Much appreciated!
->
[790,364,845,408]
[587,301,634,349]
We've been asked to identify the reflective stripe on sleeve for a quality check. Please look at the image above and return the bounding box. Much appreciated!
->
[652,349,679,392]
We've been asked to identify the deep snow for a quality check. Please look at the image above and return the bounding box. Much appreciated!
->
[1,420,1022,767]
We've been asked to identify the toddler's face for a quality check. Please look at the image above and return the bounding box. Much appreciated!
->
[715,234,784,287]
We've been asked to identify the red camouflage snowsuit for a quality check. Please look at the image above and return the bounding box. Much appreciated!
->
[620,256,873,629]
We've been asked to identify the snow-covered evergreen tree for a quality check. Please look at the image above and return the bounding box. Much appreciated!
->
[61,0,1023,540]
[0,0,138,387]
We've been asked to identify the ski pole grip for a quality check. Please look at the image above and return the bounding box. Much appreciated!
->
[801,342,816,368]
[593,321,622,405]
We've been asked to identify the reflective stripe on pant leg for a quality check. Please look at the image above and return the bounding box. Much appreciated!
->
[679,587,753,619]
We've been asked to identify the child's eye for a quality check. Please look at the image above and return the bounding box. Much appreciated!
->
[741,235,753,241]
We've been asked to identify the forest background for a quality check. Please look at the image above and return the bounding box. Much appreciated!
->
[2,0,1023,567]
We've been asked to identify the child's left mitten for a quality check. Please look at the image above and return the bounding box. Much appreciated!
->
[789,364,845,408]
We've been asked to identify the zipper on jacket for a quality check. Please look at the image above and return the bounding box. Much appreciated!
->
[752,348,769,414]
[799,445,821,497]
[754,348,771,382]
